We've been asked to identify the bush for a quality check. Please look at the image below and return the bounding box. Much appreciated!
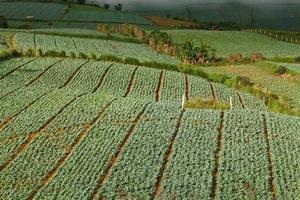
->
[178,41,216,64]
[275,66,287,75]
[208,73,229,83]
[251,53,264,62]
[89,53,97,60]
[124,57,141,65]
[181,66,208,79]
[23,48,35,57]
[0,49,12,60]
[226,53,244,63]
[78,52,88,59]
[295,56,300,63]
[36,48,43,57]
[70,52,76,58]
[99,54,123,63]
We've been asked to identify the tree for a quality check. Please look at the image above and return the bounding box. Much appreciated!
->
[115,3,123,11]
[104,3,110,9]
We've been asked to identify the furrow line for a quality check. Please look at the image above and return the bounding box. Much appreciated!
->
[27,99,116,200]
[210,112,225,200]
[0,93,85,173]
[60,61,88,88]
[237,93,246,109]
[0,91,52,131]
[185,74,190,100]
[152,109,185,199]
[25,59,63,86]
[155,70,164,102]
[92,64,114,93]
[90,103,150,200]
[0,58,36,80]
[262,114,278,200]
[123,67,138,97]
[209,82,218,101]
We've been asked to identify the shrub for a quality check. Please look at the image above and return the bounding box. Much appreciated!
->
[275,66,287,75]
[89,53,97,60]
[23,48,35,57]
[178,41,216,64]
[99,54,123,63]
[78,52,88,59]
[70,52,76,58]
[36,48,43,57]
[181,66,208,79]
[0,49,12,60]
[124,57,141,65]
[226,53,244,63]
[208,73,229,83]
[251,53,264,62]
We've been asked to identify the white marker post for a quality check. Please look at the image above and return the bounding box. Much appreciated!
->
[230,97,233,110]
[182,94,186,109]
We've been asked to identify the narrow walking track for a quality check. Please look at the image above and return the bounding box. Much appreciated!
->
[28,99,116,200]
[210,112,225,200]
[0,93,85,173]
[90,103,150,200]
[152,109,185,199]
[262,114,278,200]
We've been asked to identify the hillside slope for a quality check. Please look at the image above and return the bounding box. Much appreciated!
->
[166,30,300,58]
[0,57,299,199]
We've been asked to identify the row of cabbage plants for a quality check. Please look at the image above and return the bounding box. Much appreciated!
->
[0,93,114,199]
[33,98,147,199]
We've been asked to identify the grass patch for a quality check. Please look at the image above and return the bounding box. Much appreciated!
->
[184,97,230,111]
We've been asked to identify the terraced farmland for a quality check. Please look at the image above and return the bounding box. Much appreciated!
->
[12,32,178,64]
[165,30,300,58]
[0,56,299,199]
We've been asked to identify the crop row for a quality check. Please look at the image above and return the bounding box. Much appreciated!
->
[14,32,179,64]
[0,95,299,198]
[0,58,267,110]
[0,93,115,199]
[0,2,67,20]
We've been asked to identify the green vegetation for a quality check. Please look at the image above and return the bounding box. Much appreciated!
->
[0,2,300,200]
[165,30,300,58]
[184,97,230,110]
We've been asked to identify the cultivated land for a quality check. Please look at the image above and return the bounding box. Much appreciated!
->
[0,1,300,199]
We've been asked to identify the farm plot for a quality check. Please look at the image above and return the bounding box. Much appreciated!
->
[159,109,221,199]
[127,67,161,100]
[99,103,182,199]
[63,9,152,25]
[100,64,136,97]
[0,93,115,199]
[31,98,148,199]
[217,110,272,199]
[165,30,300,58]
[0,2,67,20]
[264,61,300,73]
[0,89,81,167]
[160,70,186,103]
[13,32,179,64]
[0,58,61,97]
[0,58,34,78]
[265,113,300,199]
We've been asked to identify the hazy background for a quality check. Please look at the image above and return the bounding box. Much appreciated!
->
[87,0,300,30]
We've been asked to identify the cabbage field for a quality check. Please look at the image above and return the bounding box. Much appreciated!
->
[165,30,300,58]
[0,1,300,199]
[0,56,299,199]
[13,32,179,64]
